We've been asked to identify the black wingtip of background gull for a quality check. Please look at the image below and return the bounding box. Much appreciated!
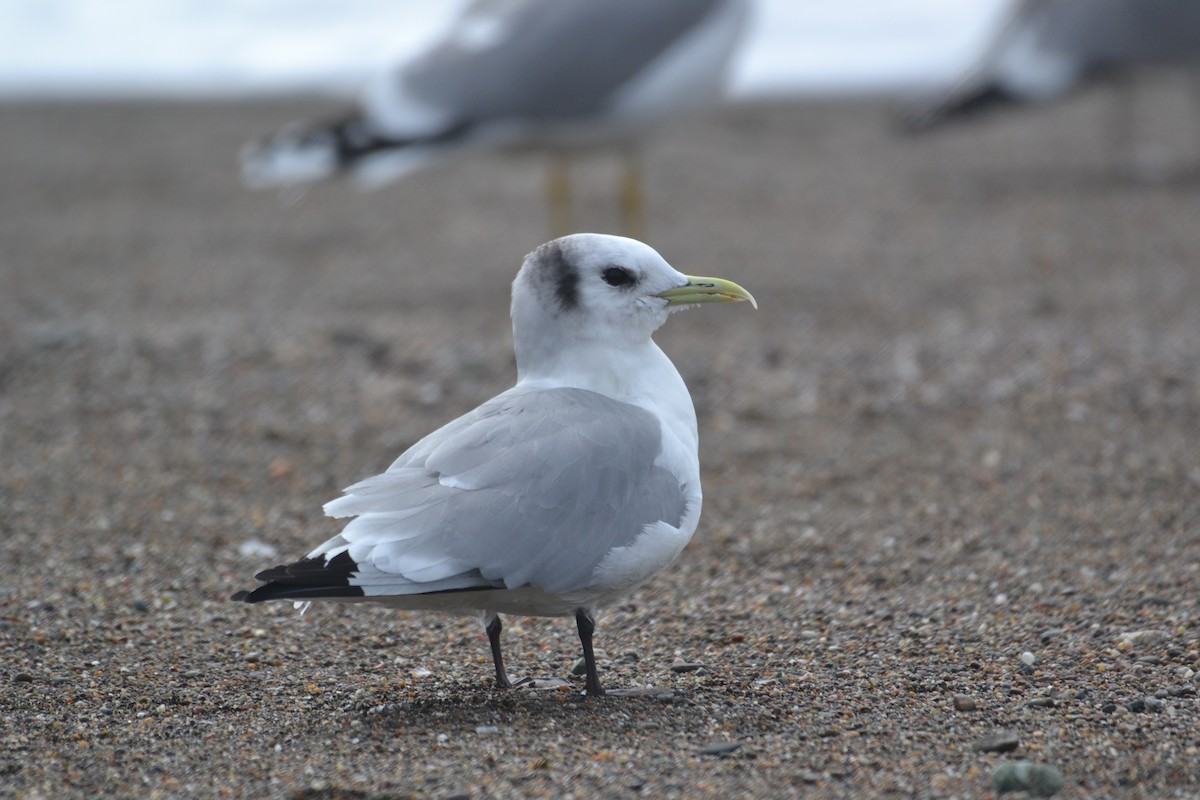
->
[901,84,1017,134]
[231,550,365,603]
[317,114,472,171]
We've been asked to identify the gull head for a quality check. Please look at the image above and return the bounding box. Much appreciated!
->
[512,234,755,357]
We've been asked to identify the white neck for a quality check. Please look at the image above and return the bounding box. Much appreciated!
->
[515,336,699,456]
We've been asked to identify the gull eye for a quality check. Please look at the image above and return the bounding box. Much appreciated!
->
[602,266,635,287]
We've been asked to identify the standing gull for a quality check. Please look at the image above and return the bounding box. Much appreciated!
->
[241,0,751,237]
[232,234,755,696]
[905,0,1200,168]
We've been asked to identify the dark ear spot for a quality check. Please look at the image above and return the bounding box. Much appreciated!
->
[536,240,578,310]
[602,266,636,287]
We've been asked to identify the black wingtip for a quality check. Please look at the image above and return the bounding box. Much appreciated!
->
[233,551,365,604]
[901,84,1015,134]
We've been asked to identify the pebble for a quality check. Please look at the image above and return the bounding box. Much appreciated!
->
[669,659,706,673]
[570,658,587,676]
[236,538,279,559]
[973,732,1020,753]
[1119,630,1166,646]
[1020,652,1036,666]
[49,677,70,685]
[474,725,499,735]
[1126,698,1146,713]
[953,695,977,712]
[14,673,34,683]
[993,762,1064,797]
[698,742,741,757]
[1040,628,1064,644]
[1027,698,1056,708]
[513,677,573,691]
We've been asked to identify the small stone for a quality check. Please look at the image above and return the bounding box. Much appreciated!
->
[1144,697,1165,713]
[513,676,573,691]
[799,629,821,640]
[1119,630,1167,647]
[953,695,977,712]
[237,538,279,559]
[49,677,70,685]
[698,742,741,757]
[14,673,33,683]
[475,725,500,735]
[973,731,1020,753]
[1040,628,1064,644]
[132,599,150,613]
[1126,698,1146,713]
[1101,703,1117,713]
[1020,651,1036,666]
[669,659,705,673]
[570,658,588,676]
[993,762,1064,797]
[267,458,294,479]
[1027,698,1056,708]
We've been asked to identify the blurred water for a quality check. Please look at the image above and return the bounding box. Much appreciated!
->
[0,0,1008,98]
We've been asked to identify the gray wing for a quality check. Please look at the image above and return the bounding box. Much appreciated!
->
[1032,0,1200,66]
[316,386,687,595]
[398,0,727,123]
[902,0,1200,130]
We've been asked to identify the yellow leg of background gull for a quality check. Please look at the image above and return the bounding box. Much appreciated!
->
[546,155,572,237]
[618,152,645,241]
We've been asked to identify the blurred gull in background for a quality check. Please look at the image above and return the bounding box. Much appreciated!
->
[904,0,1200,171]
[241,0,751,237]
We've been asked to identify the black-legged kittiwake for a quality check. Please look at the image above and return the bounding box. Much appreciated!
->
[232,233,755,697]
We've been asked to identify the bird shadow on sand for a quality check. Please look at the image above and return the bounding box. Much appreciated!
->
[349,681,701,740]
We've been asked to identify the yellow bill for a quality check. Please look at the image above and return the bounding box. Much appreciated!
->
[657,275,757,309]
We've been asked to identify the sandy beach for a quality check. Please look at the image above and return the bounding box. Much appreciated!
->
[1,89,1199,798]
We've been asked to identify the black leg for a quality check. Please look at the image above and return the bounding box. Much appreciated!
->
[575,608,605,697]
[485,614,512,689]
